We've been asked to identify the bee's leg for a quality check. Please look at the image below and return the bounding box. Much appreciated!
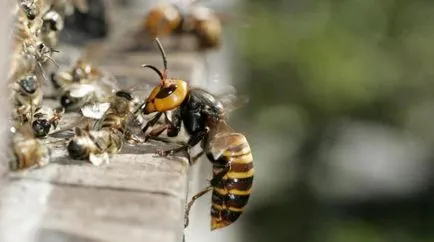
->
[124,130,145,144]
[184,186,213,229]
[141,112,163,134]
[158,127,209,157]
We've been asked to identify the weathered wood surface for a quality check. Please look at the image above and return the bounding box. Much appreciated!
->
[0,154,188,242]
[0,52,201,242]
[0,1,210,242]
[0,1,13,178]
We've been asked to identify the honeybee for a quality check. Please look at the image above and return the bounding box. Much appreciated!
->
[32,106,64,138]
[67,90,144,165]
[51,58,118,111]
[141,39,253,230]
[51,58,105,87]
[15,1,68,48]
[67,126,120,166]
[183,5,222,49]
[138,1,222,50]
[12,74,43,123]
[18,0,45,21]
[47,0,89,17]
[142,2,182,38]
[9,124,51,171]
[40,7,64,48]
[13,11,42,48]
[82,90,143,134]
[59,83,113,111]
[10,37,58,82]
[13,2,59,75]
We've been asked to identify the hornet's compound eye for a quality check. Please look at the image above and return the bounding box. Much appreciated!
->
[155,84,177,98]
[143,80,188,114]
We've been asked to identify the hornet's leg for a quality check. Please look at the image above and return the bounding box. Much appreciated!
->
[146,111,183,142]
[147,112,175,140]
[146,124,170,141]
[182,150,205,166]
[209,165,230,187]
[158,127,209,157]
[166,110,182,137]
[184,186,213,229]
[141,112,163,135]
[190,150,205,166]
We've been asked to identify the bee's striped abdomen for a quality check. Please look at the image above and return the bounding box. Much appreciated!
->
[207,133,254,230]
[101,113,126,134]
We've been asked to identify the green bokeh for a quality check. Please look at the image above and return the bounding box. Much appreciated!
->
[236,0,434,241]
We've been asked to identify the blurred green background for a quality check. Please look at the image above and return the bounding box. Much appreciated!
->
[231,0,434,241]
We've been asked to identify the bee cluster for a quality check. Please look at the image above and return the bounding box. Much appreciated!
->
[132,0,222,51]
[10,0,88,170]
[8,0,253,232]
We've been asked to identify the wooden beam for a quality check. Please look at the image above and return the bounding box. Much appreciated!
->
[0,0,13,178]
[0,1,209,241]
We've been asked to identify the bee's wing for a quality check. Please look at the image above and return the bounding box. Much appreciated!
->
[218,92,249,115]
[48,115,91,138]
[68,84,96,98]
[198,84,249,116]
[122,108,146,138]
[51,71,73,88]
[122,83,154,105]
[80,102,110,120]
[53,106,65,115]
[98,72,120,92]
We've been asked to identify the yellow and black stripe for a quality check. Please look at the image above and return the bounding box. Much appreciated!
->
[207,133,254,230]
[101,113,125,133]
[100,90,135,134]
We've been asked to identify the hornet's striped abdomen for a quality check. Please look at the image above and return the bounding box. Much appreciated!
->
[206,133,254,230]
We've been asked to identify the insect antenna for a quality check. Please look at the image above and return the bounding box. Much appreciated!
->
[154,38,167,74]
[141,64,163,80]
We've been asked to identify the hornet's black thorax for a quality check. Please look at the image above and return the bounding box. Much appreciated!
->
[179,89,224,137]
[180,92,207,136]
